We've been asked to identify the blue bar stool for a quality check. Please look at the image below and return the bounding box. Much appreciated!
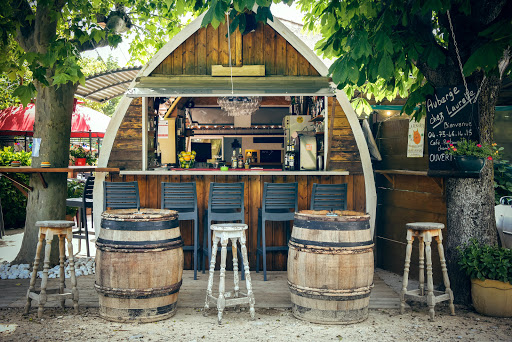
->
[310,183,348,211]
[67,176,95,257]
[103,181,140,210]
[202,182,246,279]
[161,182,200,280]
[256,182,298,281]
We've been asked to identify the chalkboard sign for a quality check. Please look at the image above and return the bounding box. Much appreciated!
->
[426,84,479,177]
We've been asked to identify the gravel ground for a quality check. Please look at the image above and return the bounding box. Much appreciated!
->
[1,304,511,342]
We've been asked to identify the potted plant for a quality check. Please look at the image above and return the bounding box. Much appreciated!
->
[458,239,512,317]
[445,138,502,172]
[70,145,96,166]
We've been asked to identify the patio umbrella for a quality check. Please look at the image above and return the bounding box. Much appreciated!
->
[0,102,110,138]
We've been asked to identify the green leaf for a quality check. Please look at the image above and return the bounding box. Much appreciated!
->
[52,73,72,86]
[347,59,359,83]
[374,31,393,55]
[378,53,393,80]
[256,6,273,22]
[426,45,445,69]
[12,84,36,107]
[463,43,503,76]
[256,0,271,6]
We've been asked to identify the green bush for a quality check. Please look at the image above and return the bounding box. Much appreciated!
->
[0,147,31,228]
[66,179,85,216]
[458,239,512,284]
[494,159,512,204]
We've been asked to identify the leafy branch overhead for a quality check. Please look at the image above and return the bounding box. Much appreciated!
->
[0,0,205,106]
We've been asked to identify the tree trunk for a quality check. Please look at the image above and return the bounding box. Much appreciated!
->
[445,76,501,304]
[13,82,76,265]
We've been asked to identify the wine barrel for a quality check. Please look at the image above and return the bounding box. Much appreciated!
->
[95,209,183,323]
[288,210,374,324]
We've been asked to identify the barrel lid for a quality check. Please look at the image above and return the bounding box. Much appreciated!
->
[101,209,178,221]
[296,210,369,222]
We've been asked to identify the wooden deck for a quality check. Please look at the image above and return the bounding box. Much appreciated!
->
[0,270,402,310]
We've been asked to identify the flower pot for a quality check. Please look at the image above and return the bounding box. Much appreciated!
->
[75,157,86,166]
[471,279,512,317]
[453,155,485,172]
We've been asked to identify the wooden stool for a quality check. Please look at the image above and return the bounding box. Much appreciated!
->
[204,223,255,324]
[400,222,455,320]
[25,220,79,318]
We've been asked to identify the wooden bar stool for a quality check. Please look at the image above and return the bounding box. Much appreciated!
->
[400,222,455,320]
[25,221,79,318]
[204,223,255,324]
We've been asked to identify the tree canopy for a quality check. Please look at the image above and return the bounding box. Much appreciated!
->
[0,0,208,106]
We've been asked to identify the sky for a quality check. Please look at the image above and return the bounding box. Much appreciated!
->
[82,3,306,68]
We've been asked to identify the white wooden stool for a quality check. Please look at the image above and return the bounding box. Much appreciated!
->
[400,222,455,320]
[204,223,255,324]
[25,220,79,318]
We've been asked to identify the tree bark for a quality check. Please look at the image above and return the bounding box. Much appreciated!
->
[13,81,76,264]
[445,75,502,304]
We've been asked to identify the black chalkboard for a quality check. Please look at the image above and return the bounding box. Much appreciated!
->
[426,84,479,177]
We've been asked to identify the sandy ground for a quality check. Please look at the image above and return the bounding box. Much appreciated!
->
[1,304,511,342]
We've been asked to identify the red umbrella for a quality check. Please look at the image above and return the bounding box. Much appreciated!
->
[0,102,110,138]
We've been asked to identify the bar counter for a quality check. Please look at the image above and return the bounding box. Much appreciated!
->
[120,169,349,176]
[105,168,365,272]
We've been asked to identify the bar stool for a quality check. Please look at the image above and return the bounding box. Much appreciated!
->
[204,223,255,324]
[202,182,245,279]
[310,183,347,211]
[161,182,200,280]
[25,221,79,318]
[256,182,297,281]
[400,222,455,320]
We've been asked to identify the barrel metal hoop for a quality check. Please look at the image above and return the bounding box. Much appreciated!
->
[101,218,179,231]
[96,237,183,252]
[95,280,182,299]
[293,218,370,231]
[288,281,373,301]
[289,237,374,249]
[288,241,374,254]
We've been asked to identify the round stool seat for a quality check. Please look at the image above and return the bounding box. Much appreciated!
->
[406,222,444,231]
[210,223,248,232]
[36,220,75,228]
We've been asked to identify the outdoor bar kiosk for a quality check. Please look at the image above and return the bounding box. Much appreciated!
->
[93,12,376,272]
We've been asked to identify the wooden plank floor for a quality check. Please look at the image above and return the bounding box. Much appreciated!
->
[0,270,402,309]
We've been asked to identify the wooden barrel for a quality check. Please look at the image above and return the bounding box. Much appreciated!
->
[287,210,374,324]
[95,209,183,323]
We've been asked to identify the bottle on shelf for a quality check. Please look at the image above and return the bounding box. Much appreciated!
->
[237,148,244,169]
[231,150,237,169]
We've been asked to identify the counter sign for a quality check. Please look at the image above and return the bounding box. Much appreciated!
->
[426,84,479,176]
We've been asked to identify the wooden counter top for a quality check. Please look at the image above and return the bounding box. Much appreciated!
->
[120,169,349,176]
[0,166,120,173]
[0,166,120,195]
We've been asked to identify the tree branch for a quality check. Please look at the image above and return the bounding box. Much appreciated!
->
[12,0,35,52]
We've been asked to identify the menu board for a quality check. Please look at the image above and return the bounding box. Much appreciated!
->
[426,84,479,176]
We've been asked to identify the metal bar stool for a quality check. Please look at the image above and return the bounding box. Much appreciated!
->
[256,182,298,281]
[400,222,455,320]
[202,182,246,279]
[25,220,79,318]
[103,181,140,210]
[204,223,255,324]
[67,176,95,257]
[161,182,200,280]
[310,183,348,211]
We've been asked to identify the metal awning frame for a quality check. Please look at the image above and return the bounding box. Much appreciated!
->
[126,76,335,98]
